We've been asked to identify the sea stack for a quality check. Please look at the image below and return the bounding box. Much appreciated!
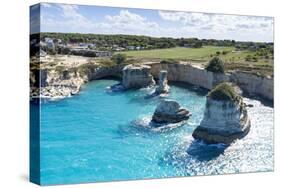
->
[155,70,170,94]
[152,99,191,125]
[192,82,251,144]
[122,64,155,89]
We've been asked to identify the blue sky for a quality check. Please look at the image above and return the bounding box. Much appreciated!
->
[30,3,274,42]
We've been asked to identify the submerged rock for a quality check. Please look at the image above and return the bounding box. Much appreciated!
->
[122,64,155,89]
[107,83,125,92]
[155,70,170,94]
[192,82,251,144]
[152,100,191,125]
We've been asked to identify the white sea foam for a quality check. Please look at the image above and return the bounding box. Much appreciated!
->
[165,97,274,176]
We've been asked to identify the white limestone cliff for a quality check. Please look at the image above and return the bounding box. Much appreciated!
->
[122,64,155,89]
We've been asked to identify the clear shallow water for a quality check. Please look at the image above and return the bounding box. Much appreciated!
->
[39,79,274,185]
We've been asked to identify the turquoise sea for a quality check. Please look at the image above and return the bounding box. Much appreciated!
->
[37,79,273,185]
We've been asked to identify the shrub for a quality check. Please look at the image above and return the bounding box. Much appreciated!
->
[205,57,225,73]
[245,54,258,62]
[252,56,258,62]
[77,63,98,76]
[111,53,127,64]
[216,51,221,56]
[245,55,252,61]
[55,65,65,73]
[193,41,203,48]
[207,82,239,101]
[97,59,116,67]
[160,59,179,64]
[59,47,71,55]
[222,50,229,55]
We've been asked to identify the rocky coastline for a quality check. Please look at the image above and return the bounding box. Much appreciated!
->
[148,62,273,101]
[30,59,273,102]
[30,60,124,100]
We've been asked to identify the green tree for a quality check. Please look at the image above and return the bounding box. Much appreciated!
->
[111,53,127,64]
[205,57,225,73]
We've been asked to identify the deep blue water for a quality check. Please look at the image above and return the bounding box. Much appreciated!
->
[39,79,274,185]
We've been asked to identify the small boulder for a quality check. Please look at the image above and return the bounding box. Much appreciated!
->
[152,100,191,124]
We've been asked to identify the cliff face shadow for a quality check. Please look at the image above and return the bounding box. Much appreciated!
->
[169,81,209,97]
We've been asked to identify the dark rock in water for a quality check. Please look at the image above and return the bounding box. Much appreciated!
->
[155,70,170,94]
[246,103,254,107]
[192,82,251,144]
[108,83,125,92]
[152,100,191,125]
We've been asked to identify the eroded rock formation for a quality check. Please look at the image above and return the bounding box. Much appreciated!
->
[152,99,191,125]
[30,61,124,100]
[39,69,84,98]
[122,64,155,89]
[149,62,273,101]
[155,70,169,94]
[192,83,251,144]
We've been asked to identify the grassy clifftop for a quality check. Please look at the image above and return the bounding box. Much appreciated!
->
[120,46,273,77]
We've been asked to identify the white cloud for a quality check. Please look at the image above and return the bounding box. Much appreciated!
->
[105,10,159,34]
[41,3,52,8]
[59,5,82,19]
[41,7,159,35]
[159,11,211,27]
[159,11,273,32]
[58,4,92,26]
[41,4,100,32]
[158,11,273,41]
[106,10,145,24]
[39,4,273,42]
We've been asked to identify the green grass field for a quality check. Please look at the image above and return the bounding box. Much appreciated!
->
[120,46,271,63]
[119,46,273,76]
[121,46,233,61]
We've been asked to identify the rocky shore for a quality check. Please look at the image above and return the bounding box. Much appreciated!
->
[30,69,84,99]
[30,58,273,102]
[148,62,273,101]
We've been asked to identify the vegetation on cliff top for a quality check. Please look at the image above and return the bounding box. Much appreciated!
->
[160,59,179,64]
[120,46,273,77]
[207,82,239,101]
[205,57,225,73]
[111,53,127,64]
